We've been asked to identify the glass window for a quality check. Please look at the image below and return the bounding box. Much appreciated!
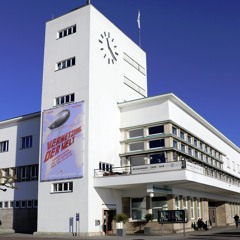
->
[149,125,164,135]
[21,136,32,149]
[194,150,198,158]
[152,197,168,219]
[130,156,145,166]
[129,129,144,138]
[181,144,185,153]
[180,131,185,140]
[173,140,178,149]
[190,198,195,219]
[55,93,75,106]
[149,139,165,149]
[188,147,192,156]
[187,135,192,144]
[57,25,76,39]
[0,140,9,152]
[149,153,166,164]
[131,198,146,220]
[52,182,73,193]
[194,138,198,147]
[172,127,177,136]
[129,142,144,151]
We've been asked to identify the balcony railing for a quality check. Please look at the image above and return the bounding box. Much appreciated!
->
[94,160,240,188]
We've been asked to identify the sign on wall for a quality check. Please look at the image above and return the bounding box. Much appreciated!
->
[158,210,188,223]
[40,101,84,181]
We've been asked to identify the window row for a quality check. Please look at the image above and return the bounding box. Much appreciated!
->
[173,140,222,169]
[128,125,164,139]
[123,53,146,75]
[129,139,165,152]
[55,57,76,71]
[0,165,38,182]
[55,93,75,106]
[172,126,222,161]
[0,136,33,153]
[0,200,38,209]
[52,181,73,193]
[124,76,146,97]
[57,25,76,39]
[130,153,166,166]
[130,196,200,221]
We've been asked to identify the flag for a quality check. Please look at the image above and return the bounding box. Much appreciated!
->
[137,9,141,29]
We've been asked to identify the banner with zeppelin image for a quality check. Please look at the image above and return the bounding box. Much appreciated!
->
[40,101,84,181]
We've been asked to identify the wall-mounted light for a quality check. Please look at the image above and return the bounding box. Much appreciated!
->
[149,192,154,198]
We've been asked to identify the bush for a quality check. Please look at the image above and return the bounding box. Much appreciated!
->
[144,213,154,222]
[114,212,129,223]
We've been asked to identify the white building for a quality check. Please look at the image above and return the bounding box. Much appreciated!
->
[1,3,240,236]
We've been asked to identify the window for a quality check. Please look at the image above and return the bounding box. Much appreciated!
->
[99,162,113,172]
[15,201,20,208]
[30,165,38,180]
[20,166,28,181]
[4,201,8,208]
[0,202,2,208]
[21,200,26,208]
[175,197,180,210]
[131,198,146,220]
[196,198,201,218]
[181,144,185,153]
[188,147,192,156]
[57,25,76,39]
[187,135,192,144]
[0,140,9,152]
[194,150,198,159]
[149,153,166,164]
[149,139,165,149]
[123,53,145,75]
[173,140,178,149]
[27,200,33,208]
[172,127,177,136]
[128,156,145,166]
[124,76,146,97]
[56,57,75,71]
[190,198,195,219]
[10,201,14,208]
[52,182,73,193]
[180,131,185,140]
[194,138,198,147]
[33,200,38,208]
[21,135,32,149]
[183,197,188,210]
[152,197,168,219]
[129,128,144,138]
[149,125,164,135]
[55,93,75,106]
[129,142,144,151]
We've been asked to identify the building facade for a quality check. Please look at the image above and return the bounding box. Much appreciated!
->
[0,3,240,236]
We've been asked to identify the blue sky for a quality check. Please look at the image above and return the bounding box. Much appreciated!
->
[1,0,240,146]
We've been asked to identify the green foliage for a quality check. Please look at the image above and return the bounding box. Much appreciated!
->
[144,213,154,222]
[114,212,129,223]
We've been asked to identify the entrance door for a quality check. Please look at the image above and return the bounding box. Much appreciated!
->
[103,210,116,235]
[209,207,216,226]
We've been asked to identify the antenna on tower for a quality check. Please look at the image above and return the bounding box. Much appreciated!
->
[87,0,91,4]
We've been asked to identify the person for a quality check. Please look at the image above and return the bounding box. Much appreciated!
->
[234,214,239,228]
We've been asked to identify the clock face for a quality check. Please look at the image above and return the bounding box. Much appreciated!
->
[99,31,118,64]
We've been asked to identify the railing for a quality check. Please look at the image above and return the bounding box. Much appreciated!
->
[94,160,240,188]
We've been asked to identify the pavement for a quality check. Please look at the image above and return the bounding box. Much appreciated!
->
[1,226,240,240]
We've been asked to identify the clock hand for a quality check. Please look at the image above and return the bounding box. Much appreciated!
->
[109,48,117,61]
[106,38,117,61]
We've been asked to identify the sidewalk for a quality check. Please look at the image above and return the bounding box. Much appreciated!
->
[1,226,240,240]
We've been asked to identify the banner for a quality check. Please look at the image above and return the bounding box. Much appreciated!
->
[40,101,84,181]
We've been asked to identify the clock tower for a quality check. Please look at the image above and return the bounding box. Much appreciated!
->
[38,4,147,235]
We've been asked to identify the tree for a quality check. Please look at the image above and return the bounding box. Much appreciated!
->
[0,174,17,191]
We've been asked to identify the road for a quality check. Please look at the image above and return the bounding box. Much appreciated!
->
[0,226,240,240]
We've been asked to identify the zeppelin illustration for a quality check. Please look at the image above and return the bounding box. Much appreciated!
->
[48,109,70,129]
